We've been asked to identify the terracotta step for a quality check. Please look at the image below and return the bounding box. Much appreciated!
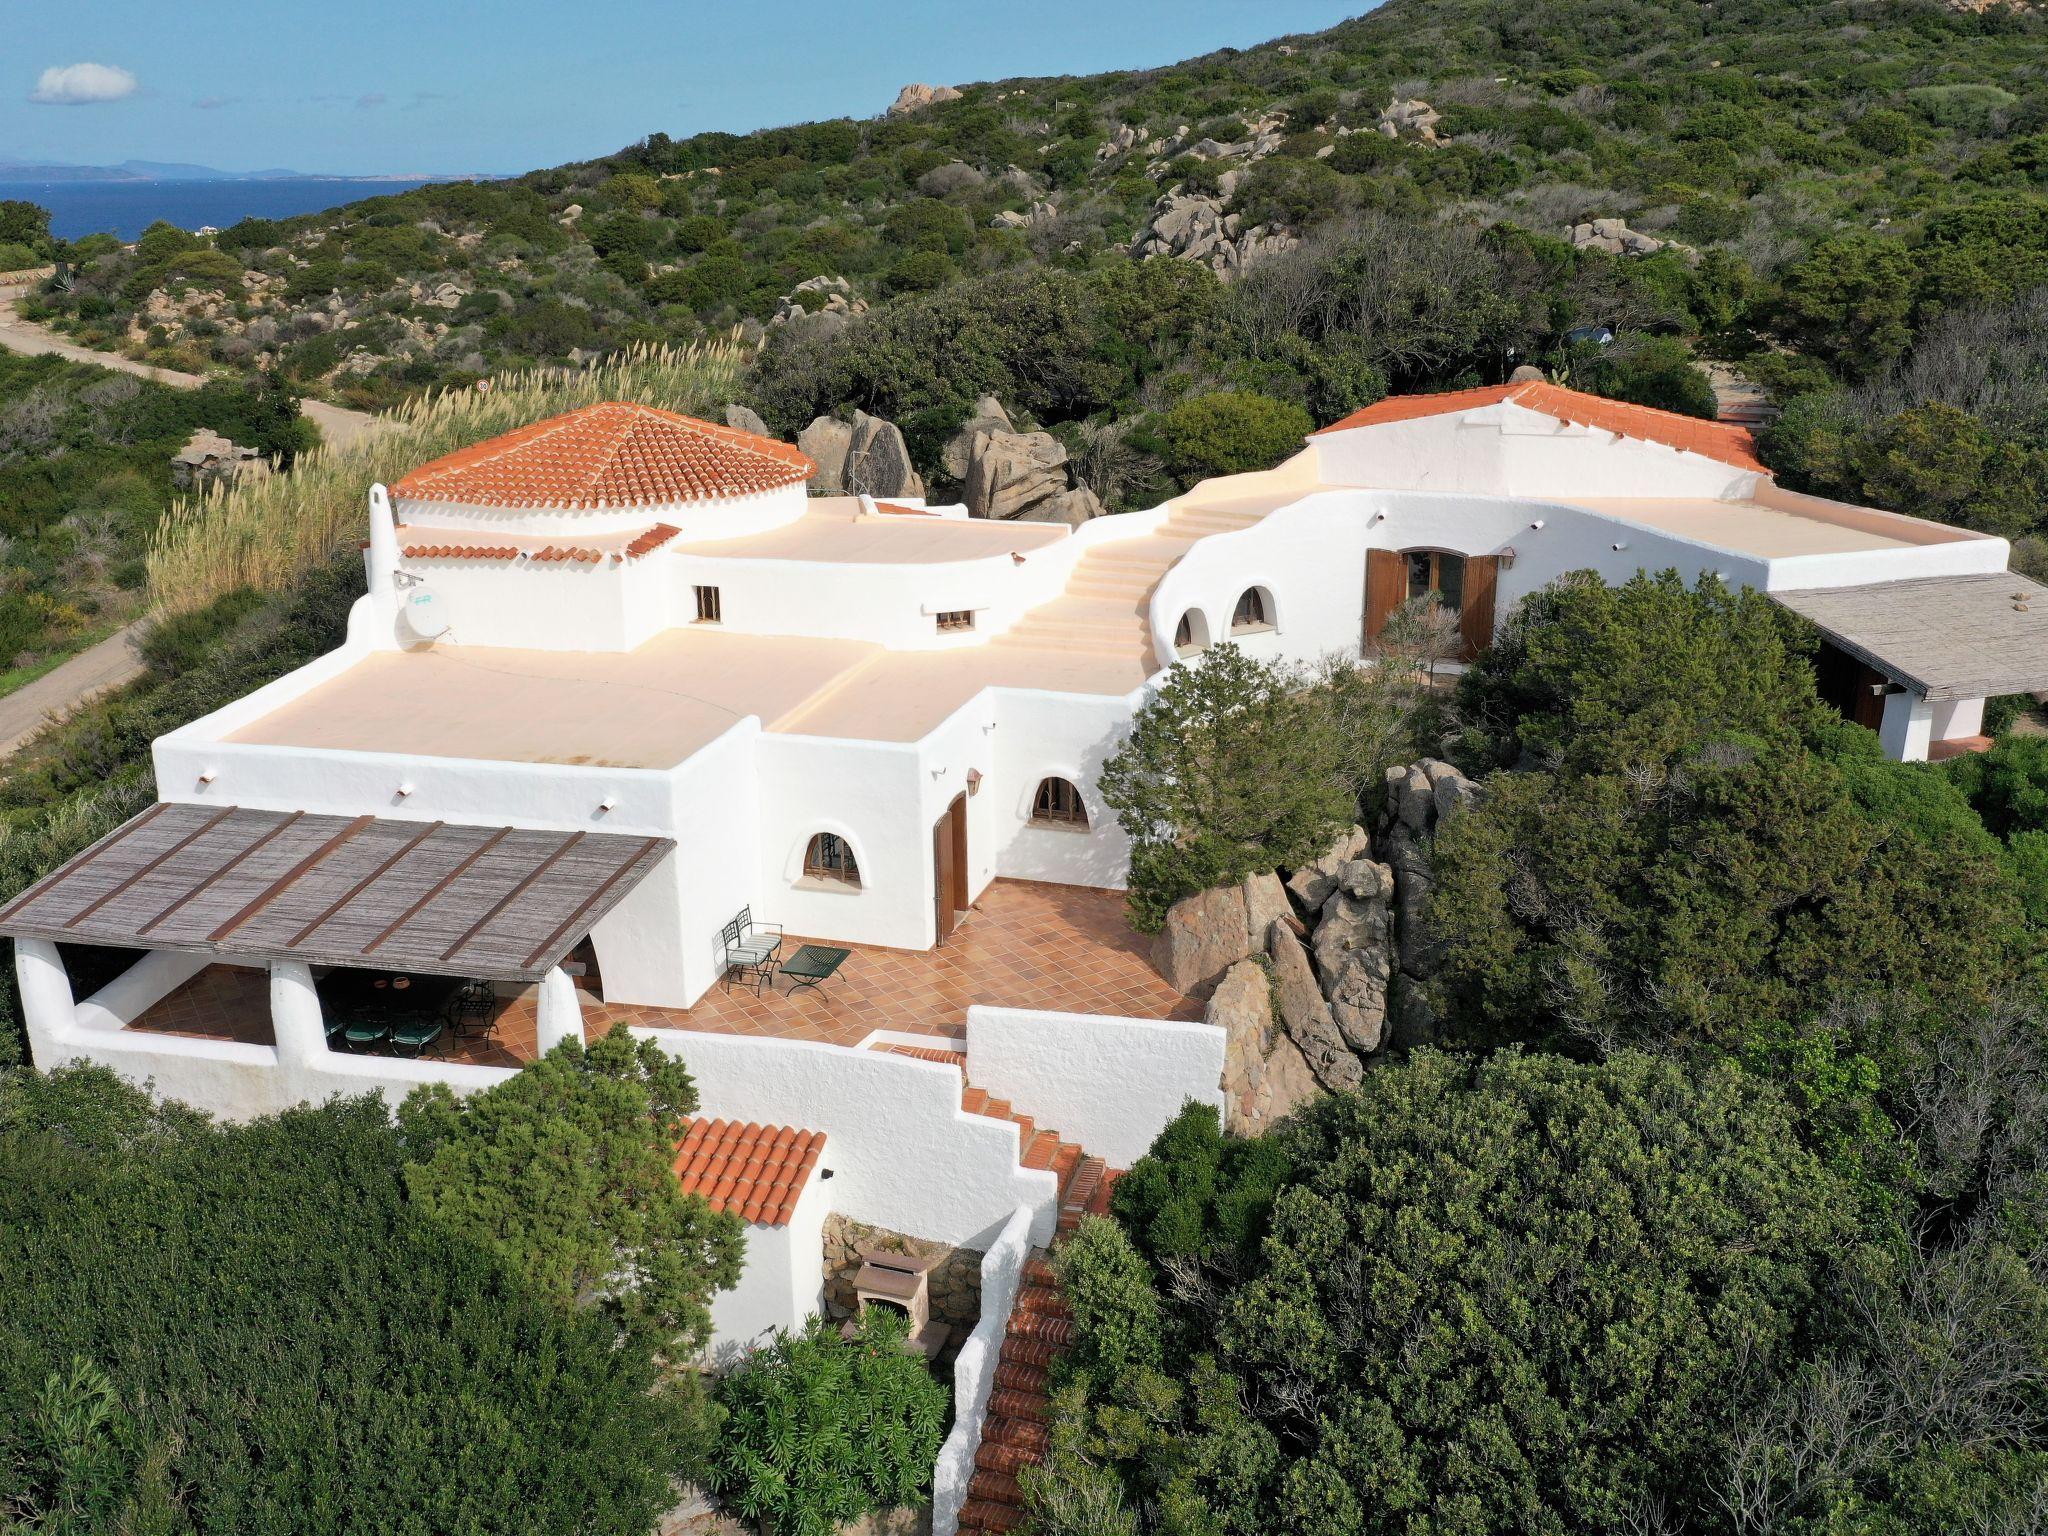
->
[959,1499,1024,1533]
[995,1358,1049,1395]
[1015,1283,1070,1319]
[1021,1129,1061,1169]
[1007,1310,1074,1348]
[999,1336,1060,1371]
[988,1386,1049,1423]
[1059,1155,1105,1215]
[1023,1255,1059,1289]
[1088,1167,1122,1216]
[968,1466,1023,1506]
[977,1436,1038,1477]
[879,1043,966,1068]
[986,1416,1050,1455]
[962,1086,990,1115]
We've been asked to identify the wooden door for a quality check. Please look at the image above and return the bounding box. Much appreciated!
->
[1364,549,1406,646]
[1459,555,1500,659]
[932,793,968,942]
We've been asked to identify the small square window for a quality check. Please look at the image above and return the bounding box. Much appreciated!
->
[936,609,975,632]
[694,585,722,624]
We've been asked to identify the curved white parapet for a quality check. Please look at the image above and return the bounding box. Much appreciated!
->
[930,1203,1035,1536]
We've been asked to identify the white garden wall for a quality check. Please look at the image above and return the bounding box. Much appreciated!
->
[706,1166,832,1365]
[931,1204,1035,1536]
[965,1006,1226,1169]
[641,1028,1062,1248]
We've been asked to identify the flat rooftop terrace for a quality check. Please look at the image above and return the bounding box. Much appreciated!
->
[227,624,1149,766]
[675,497,1070,564]
[1563,496,1926,558]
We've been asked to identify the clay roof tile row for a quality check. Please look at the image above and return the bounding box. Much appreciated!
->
[1313,379,1766,474]
[530,545,604,564]
[400,543,522,561]
[622,522,683,559]
[673,1118,827,1227]
[393,402,816,510]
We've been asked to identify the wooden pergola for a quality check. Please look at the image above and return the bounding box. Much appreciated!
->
[1773,573,2048,702]
[0,803,673,983]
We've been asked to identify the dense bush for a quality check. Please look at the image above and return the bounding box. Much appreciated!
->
[708,1310,949,1536]
[1033,1054,1856,1536]
[1099,644,1433,927]
[1152,390,1312,483]
[0,1065,708,1535]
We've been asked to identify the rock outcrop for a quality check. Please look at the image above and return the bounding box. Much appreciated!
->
[797,410,924,498]
[846,410,925,499]
[170,428,268,490]
[959,420,1105,525]
[798,415,855,494]
[887,83,962,117]
[1130,190,1300,280]
[771,274,866,326]
[1151,884,1253,996]
[989,201,1058,231]
[1158,765,1479,1094]
[1211,957,1325,1135]
[940,395,1014,479]
[1285,824,1371,916]
[723,403,769,437]
[1312,858,1396,1056]
[1267,925,1363,1093]
[1566,218,1691,259]
[1378,97,1444,143]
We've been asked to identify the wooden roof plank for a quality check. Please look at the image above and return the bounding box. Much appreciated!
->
[208,814,375,941]
[523,837,665,969]
[285,820,445,946]
[0,801,169,925]
[439,830,585,964]
[137,811,302,937]
[67,806,235,926]
[363,824,513,956]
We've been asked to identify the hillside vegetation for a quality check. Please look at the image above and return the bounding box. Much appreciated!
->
[14,0,2047,539]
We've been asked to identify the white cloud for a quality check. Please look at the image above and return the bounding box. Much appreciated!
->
[29,62,138,106]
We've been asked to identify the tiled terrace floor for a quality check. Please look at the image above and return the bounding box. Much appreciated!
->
[124,880,1199,1064]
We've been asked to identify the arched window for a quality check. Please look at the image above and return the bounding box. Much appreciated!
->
[1174,609,1209,658]
[1405,550,1466,614]
[1031,777,1089,829]
[801,833,861,888]
[1230,586,1272,634]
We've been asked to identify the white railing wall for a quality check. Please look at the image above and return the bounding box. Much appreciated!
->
[930,1204,1036,1536]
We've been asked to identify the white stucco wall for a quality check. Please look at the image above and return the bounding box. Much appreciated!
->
[20,945,516,1121]
[641,1029,1061,1248]
[989,688,1139,889]
[706,1163,832,1365]
[931,1204,1035,1536]
[965,1006,1226,1169]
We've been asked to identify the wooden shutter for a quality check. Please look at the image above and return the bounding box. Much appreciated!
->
[1365,549,1406,644]
[1459,555,1499,659]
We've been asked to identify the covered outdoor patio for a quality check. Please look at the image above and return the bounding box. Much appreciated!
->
[120,879,1199,1060]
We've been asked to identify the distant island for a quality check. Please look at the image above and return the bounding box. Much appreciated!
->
[0,157,497,183]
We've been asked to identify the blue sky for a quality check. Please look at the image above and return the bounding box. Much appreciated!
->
[5,1,1372,177]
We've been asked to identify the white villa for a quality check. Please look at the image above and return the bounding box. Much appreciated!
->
[7,382,2046,1535]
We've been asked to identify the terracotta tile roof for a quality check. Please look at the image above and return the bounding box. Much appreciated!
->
[394,402,816,510]
[1314,380,1766,473]
[400,541,522,561]
[673,1118,826,1226]
[622,522,682,558]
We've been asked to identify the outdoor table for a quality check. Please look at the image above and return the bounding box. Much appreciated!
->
[779,944,851,995]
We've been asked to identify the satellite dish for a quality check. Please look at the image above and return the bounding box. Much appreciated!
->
[401,585,453,640]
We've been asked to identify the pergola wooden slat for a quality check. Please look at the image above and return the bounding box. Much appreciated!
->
[0,804,672,983]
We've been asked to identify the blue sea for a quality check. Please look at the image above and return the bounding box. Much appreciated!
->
[0,178,447,241]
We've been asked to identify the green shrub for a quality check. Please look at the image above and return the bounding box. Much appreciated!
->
[0,1065,704,1534]
[0,241,39,272]
[708,1310,949,1536]
[1155,390,1311,483]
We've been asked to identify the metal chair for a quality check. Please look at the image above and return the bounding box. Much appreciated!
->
[444,978,496,1038]
[720,906,783,995]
